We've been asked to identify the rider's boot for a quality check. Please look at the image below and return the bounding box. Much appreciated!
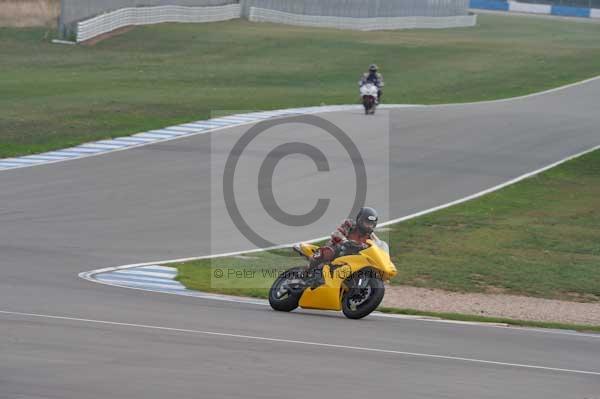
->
[305,258,325,289]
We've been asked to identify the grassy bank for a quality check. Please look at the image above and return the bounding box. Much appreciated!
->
[175,148,600,307]
[2,14,600,157]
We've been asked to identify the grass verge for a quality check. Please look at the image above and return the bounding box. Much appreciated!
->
[174,148,600,327]
[2,14,600,157]
[177,149,600,301]
[175,259,600,333]
[386,149,600,301]
[377,307,600,333]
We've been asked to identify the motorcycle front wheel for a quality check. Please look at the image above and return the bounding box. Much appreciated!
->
[363,97,374,115]
[341,270,385,319]
[268,267,305,312]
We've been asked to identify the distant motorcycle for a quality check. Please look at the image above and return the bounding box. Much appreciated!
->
[360,83,379,115]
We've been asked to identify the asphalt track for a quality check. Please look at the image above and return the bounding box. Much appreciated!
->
[2,78,600,399]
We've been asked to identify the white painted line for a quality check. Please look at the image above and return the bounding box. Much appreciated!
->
[97,274,181,285]
[185,123,220,131]
[96,279,185,291]
[68,147,105,153]
[80,143,128,150]
[147,129,189,136]
[23,155,69,161]
[138,265,178,272]
[81,264,600,339]
[224,115,261,121]
[134,133,170,139]
[3,75,599,173]
[114,270,176,279]
[216,116,257,123]
[1,309,598,376]
[0,161,32,166]
[2,158,42,164]
[188,122,227,128]
[147,129,184,135]
[431,75,600,108]
[86,139,600,265]
[95,140,135,146]
[163,126,202,133]
[44,151,81,157]
[113,137,155,143]
[379,143,600,228]
[197,120,232,126]
[80,139,600,337]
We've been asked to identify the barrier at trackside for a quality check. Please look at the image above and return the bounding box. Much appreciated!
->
[469,0,600,18]
[551,5,591,17]
[470,0,509,11]
[75,1,475,43]
[76,4,241,43]
[248,7,477,31]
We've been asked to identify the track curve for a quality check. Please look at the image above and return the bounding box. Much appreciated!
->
[1,78,600,398]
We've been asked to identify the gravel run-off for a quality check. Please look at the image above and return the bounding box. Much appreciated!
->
[383,285,600,325]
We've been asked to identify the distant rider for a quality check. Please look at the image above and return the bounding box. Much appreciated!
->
[301,207,379,287]
[359,64,384,104]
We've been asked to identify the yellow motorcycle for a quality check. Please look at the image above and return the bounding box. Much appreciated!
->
[268,237,397,319]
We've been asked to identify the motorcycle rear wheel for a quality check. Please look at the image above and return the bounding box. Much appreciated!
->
[268,267,305,312]
[341,270,385,319]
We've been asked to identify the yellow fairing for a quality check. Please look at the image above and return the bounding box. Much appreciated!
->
[298,239,397,311]
[297,243,319,258]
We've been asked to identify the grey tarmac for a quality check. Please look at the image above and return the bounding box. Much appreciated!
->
[1,78,599,398]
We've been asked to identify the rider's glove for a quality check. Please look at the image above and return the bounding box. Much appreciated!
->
[336,219,354,237]
[330,231,347,245]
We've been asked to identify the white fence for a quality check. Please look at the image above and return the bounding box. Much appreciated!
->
[76,4,241,42]
[248,7,477,30]
[241,0,470,18]
[508,1,552,14]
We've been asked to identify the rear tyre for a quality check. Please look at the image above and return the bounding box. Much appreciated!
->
[342,270,385,319]
[269,267,304,312]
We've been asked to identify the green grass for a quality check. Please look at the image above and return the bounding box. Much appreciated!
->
[386,149,600,302]
[377,308,600,333]
[175,148,600,308]
[173,150,600,329]
[175,250,299,299]
[3,14,600,157]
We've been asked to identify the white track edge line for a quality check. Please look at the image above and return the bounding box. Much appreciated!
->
[2,74,599,172]
[1,310,599,376]
[80,142,600,338]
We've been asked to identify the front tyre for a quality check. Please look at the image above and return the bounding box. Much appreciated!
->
[269,267,304,312]
[363,96,374,115]
[342,270,385,319]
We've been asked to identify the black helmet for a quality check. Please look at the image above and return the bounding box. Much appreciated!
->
[356,207,378,235]
[369,64,378,73]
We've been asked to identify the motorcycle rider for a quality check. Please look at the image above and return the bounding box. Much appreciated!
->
[359,64,384,104]
[300,207,379,288]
